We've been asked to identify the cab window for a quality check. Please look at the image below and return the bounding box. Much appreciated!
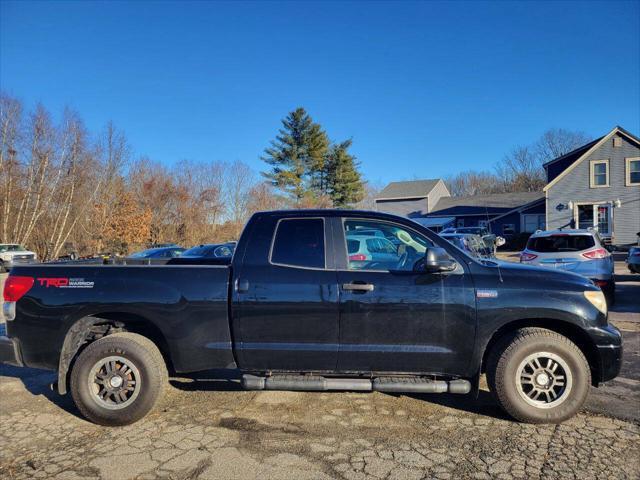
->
[271,218,325,269]
[344,219,434,271]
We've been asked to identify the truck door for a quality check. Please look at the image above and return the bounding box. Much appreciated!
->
[232,215,339,371]
[335,217,476,375]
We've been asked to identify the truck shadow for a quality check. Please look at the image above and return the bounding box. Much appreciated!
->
[169,369,243,391]
[0,364,81,418]
[400,390,511,420]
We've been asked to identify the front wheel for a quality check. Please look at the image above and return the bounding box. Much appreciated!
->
[70,332,167,426]
[487,328,591,423]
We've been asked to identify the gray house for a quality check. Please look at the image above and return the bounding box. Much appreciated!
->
[374,179,450,218]
[544,126,640,246]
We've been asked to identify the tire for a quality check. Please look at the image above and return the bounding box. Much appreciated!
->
[486,327,591,424]
[70,332,168,426]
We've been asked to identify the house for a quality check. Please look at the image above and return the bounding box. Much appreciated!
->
[374,179,450,218]
[544,126,640,246]
[426,191,546,236]
[376,177,545,236]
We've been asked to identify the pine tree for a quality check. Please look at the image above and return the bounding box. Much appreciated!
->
[261,108,329,203]
[325,140,365,208]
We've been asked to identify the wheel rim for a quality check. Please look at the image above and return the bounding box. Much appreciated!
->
[88,355,142,410]
[515,352,573,409]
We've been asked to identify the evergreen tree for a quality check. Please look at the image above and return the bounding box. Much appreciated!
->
[261,107,329,203]
[325,140,365,208]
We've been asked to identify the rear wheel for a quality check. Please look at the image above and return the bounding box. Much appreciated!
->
[487,328,590,423]
[70,332,167,426]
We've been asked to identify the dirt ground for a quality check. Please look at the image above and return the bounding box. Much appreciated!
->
[0,261,639,480]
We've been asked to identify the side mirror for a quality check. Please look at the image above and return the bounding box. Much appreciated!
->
[417,247,457,273]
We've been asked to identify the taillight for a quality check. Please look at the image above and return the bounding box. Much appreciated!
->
[582,248,608,259]
[520,252,538,262]
[3,276,34,302]
[632,250,640,257]
[349,254,367,261]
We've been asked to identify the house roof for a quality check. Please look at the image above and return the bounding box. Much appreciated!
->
[376,179,441,200]
[542,137,604,170]
[544,126,640,192]
[430,191,544,214]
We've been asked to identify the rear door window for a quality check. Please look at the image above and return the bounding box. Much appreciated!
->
[271,218,326,269]
[527,235,595,252]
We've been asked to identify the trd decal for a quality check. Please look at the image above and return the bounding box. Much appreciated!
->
[37,277,69,287]
[476,289,498,299]
[37,277,94,289]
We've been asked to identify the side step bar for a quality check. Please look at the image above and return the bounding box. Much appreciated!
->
[242,374,471,394]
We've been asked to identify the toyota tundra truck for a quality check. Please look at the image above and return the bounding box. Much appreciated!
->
[0,210,622,426]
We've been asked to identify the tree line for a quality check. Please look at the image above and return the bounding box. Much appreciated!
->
[0,95,368,260]
[444,128,591,196]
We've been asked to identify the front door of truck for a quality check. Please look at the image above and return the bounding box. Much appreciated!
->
[335,218,476,375]
[232,216,339,371]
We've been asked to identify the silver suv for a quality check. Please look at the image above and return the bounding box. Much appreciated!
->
[520,229,615,303]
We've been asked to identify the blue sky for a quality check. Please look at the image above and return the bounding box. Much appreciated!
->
[1,1,639,185]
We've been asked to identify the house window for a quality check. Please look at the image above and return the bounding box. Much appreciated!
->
[523,214,545,233]
[503,224,516,235]
[590,159,609,188]
[613,137,623,148]
[626,157,640,186]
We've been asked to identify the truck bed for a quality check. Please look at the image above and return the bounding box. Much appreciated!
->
[6,264,235,372]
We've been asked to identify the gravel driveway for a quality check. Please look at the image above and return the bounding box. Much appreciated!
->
[0,262,639,480]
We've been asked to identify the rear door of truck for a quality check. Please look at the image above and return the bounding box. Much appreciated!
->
[231,213,339,371]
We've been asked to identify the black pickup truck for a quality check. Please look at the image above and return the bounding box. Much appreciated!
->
[0,210,622,426]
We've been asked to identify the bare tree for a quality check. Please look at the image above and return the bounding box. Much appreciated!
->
[224,160,254,225]
[444,171,503,196]
[535,128,591,164]
[0,93,23,242]
[355,181,383,210]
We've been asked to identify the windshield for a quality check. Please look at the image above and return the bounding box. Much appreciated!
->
[0,244,25,252]
[182,245,214,256]
[527,235,595,253]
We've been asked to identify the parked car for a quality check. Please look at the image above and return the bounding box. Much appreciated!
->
[441,227,505,252]
[440,233,493,259]
[0,209,621,426]
[346,234,401,269]
[520,229,615,303]
[122,246,185,265]
[627,246,640,274]
[0,244,37,272]
[181,242,235,259]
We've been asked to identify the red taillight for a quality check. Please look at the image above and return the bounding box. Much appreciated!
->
[632,250,640,257]
[582,248,608,259]
[520,252,538,262]
[593,280,608,287]
[349,254,367,261]
[3,276,34,302]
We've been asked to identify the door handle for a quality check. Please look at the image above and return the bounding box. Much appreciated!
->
[236,279,249,293]
[342,282,374,292]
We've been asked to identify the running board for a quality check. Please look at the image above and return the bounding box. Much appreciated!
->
[241,374,470,394]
